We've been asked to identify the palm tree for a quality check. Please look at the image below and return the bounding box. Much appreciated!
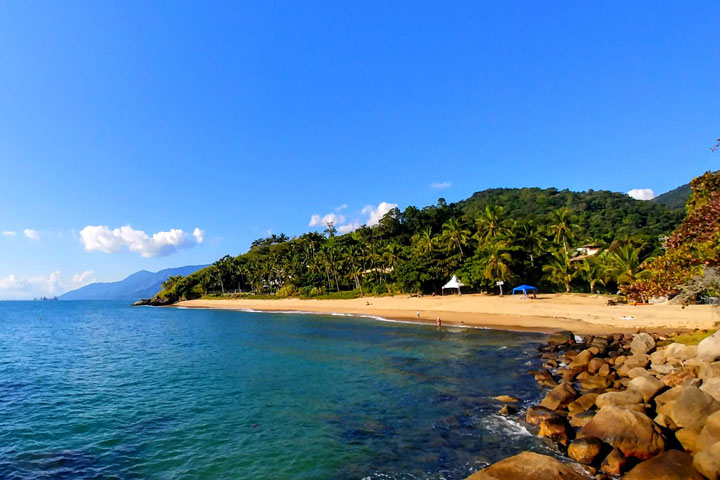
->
[482,243,512,295]
[543,251,577,292]
[411,228,436,257]
[548,208,577,255]
[475,205,508,246]
[440,218,471,258]
[610,244,643,285]
[579,257,605,293]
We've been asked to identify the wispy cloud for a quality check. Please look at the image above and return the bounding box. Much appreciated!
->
[2,231,17,237]
[309,213,345,227]
[309,201,398,234]
[24,229,41,240]
[431,181,452,190]
[335,204,348,212]
[627,188,655,201]
[79,225,205,257]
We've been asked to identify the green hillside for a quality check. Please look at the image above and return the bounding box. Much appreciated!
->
[157,186,687,301]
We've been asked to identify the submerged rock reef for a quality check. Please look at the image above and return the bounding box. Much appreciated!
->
[469,329,720,479]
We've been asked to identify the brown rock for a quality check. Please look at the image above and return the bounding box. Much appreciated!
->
[526,406,559,426]
[654,413,678,430]
[498,405,517,416]
[627,367,652,379]
[700,361,720,380]
[669,386,720,431]
[597,363,611,377]
[579,406,665,460]
[569,349,594,369]
[664,343,698,363]
[697,410,720,452]
[600,447,627,476]
[701,377,720,402]
[540,383,578,411]
[675,428,699,453]
[630,333,656,355]
[568,437,603,465]
[557,366,584,383]
[693,441,720,480]
[618,354,650,376]
[466,451,586,480]
[628,375,665,402]
[533,369,558,388]
[579,374,613,390]
[661,368,697,387]
[568,393,599,416]
[595,390,643,409]
[539,416,573,446]
[623,449,704,480]
[493,395,520,403]
[569,410,595,428]
[547,330,576,346]
[615,355,627,368]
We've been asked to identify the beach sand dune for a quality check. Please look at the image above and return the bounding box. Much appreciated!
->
[175,293,719,334]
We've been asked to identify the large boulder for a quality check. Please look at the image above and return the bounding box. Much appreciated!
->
[618,354,650,376]
[700,361,720,380]
[675,428,699,452]
[595,390,644,409]
[568,437,603,465]
[665,343,698,363]
[701,378,720,402]
[668,386,720,431]
[547,330,576,346]
[623,449,704,480]
[697,410,720,452]
[526,406,559,426]
[540,383,577,411]
[466,451,586,480]
[698,331,720,362]
[693,441,720,480]
[628,375,665,403]
[579,406,665,459]
[630,333,656,355]
[567,393,599,416]
[539,416,573,446]
[601,447,627,476]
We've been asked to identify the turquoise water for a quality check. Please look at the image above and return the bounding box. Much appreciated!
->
[0,301,550,479]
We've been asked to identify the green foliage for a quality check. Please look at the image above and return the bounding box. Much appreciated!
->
[152,186,690,301]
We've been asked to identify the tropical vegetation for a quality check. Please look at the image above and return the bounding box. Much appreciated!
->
[155,184,709,302]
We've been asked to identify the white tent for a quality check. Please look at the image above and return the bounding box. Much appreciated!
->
[442,275,465,295]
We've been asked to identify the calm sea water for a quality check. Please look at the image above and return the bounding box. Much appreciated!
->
[0,301,552,479]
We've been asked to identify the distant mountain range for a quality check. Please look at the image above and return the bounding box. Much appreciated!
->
[59,265,209,300]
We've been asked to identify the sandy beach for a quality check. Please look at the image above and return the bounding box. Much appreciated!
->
[174,293,719,334]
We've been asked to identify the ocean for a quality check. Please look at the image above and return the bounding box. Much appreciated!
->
[0,301,552,479]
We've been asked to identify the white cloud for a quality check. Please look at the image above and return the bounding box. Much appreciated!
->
[361,202,399,226]
[337,221,362,234]
[2,231,17,237]
[309,201,399,234]
[335,203,348,211]
[627,188,655,201]
[309,213,346,227]
[431,181,452,190]
[72,270,94,285]
[24,229,41,240]
[79,225,204,257]
[0,269,95,300]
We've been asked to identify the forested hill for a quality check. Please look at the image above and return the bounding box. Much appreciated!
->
[458,188,684,241]
[156,185,689,301]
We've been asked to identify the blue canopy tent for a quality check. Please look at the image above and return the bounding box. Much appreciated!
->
[512,284,538,296]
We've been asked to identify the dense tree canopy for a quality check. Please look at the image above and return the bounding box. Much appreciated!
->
[156,186,692,302]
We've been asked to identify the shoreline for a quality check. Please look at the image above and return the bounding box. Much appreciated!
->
[173,293,719,334]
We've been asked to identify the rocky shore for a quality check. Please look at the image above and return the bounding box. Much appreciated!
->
[131,297,174,306]
[468,329,720,479]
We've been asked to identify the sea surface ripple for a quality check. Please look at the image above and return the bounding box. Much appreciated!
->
[0,301,551,479]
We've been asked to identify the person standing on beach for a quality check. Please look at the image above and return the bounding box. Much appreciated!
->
[436,316,442,329]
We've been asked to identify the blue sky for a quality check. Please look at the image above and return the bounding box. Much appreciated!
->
[0,1,718,299]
